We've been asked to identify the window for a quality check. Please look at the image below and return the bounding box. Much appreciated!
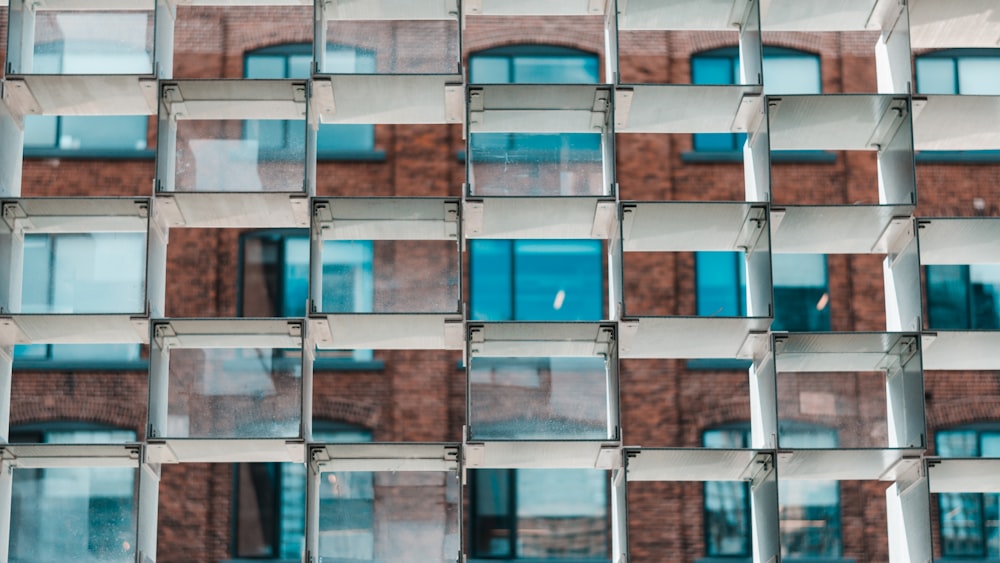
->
[13,232,146,366]
[925,265,1000,329]
[703,425,842,560]
[240,230,373,363]
[235,423,372,560]
[23,42,150,156]
[694,252,830,335]
[469,468,608,560]
[245,44,377,158]
[690,47,821,156]
[936,427,1000,558]
[8,423,137,562]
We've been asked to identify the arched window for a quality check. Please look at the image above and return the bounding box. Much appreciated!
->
[244,44,378,158]
[936,427,1000,557]
[690,46,821,154]
[8,422,138,562]
[234,422,372,560]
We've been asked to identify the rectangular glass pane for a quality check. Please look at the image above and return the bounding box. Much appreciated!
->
[469,356,610,440]
[470,57,511,84]
[969,264,1000,329]
[59,116,148,151]
[512,56,599,84]
[773,254,829,331]
[317,123,375,154]
[763,56,821,95]
[514,468,608,558]
[696,251,745,317]
[469,133,605,196]
[20,232,146,314]
[322,21,458,74]
[10,466,136,562]
[916,58,957,94]
[692,56,736,85]
[957,58,1000,95]
[926,265,971,329]
[174,119,305,192]
[245,55,286,79]
[318,471,459,562]
[705,481,751,556]
[27,11,153,75]
[693,132,739,152]
[23,115,59,148]
[472,469,513,557]
[470,240,513,321]
[166,348,302,438]
[777,374,885,448]
[779,480,841,558]
[512,240,602,321]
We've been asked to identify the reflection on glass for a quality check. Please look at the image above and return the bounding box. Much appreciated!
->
[167,348,301,438]
[9,428,137,563]
[174,119,305,192]
[937,428,1000,557]
[471,468,607,559]
[322,20,458,74]
[24,12,154,75]
[469,357,610,440]
[318,471,459,561]
[20,232,146,314]
[469,132,605,196]
[926,264,1000,329]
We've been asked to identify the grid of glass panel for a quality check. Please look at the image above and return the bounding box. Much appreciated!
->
[0,3,998,562]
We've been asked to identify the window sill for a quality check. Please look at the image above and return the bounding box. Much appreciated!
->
[916,150,1000,163]
[318,149,386,162]
[23,148,156,160]
[12,359,149,371]
[681,150,837,164]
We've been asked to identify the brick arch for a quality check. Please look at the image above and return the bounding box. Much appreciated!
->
[10,397,145,438]
[312,398,379,431]
[928,398,1000,431]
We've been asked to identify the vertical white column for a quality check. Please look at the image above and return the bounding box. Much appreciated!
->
[610,467,628,563]
[136,460,161,563]
[886,461,932,563]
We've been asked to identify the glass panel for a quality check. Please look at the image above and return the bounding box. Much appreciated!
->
[696,252,746,317]
[470,240,513,321]
[512,56,599,84]
[940,492,986,556]
[22,115,59,148]
[469,133,605,196]
[10,466,136,562]
[236,463,279,558]
[317,471,458,562]
[937,429,978,457]
[166,348,302,438]
[20,232,146,314]
[692,56,736,85]
[969,264,1000,329]
[472,469,513,557]
[772,254,829,331]
[322,21,458,74]
[246,55,286,79]
[174,119,305,192]
[926,265,971,329]
[514,469,607,558]
[317,240,457,314]
[513,240,602,321]
[915,58,958,94]
[469,356,610,440]
[28,12,153,75]
[705,481,751,556]
[692,132,739,152]
[957,57,1000,94]
[779,480,841,558]
[763,56,821,95]
[470,57,511,84]
[59,116,148,151]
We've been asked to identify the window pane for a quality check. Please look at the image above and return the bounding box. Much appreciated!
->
[969,264,1000,329]
[512,56,599,83]
[926,265,971,329]
[469,240,513,321]
[692,56,736,85]
[319,240,373,314]
[470,56,511,83]
[916,58,957,94]
[21,233,146,314]
[692,132,738,152]
[696,252,745,317]
[59,116,147,151]
[515,469,607,558]
[23,115,59,148]
[473,469,513,557]
[317,123,375,154]
[705,481,751,556]
[246,55,286,79]
[772,254,829,331]
[512,240,602,321]
[957,57,1000,94]
[763,55,820,94]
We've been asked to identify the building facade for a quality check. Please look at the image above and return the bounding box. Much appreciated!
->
[0,1,999,562]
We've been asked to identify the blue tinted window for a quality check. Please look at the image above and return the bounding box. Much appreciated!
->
[772,254,830,332]
[926,265,1000,329]
[470,240,602,321]
[236,424,372,560]
[691,47,820,154]
[245,45,376,156]
[704,425,841,558]
[917,50,1000,95]
[937,428,1000,557]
